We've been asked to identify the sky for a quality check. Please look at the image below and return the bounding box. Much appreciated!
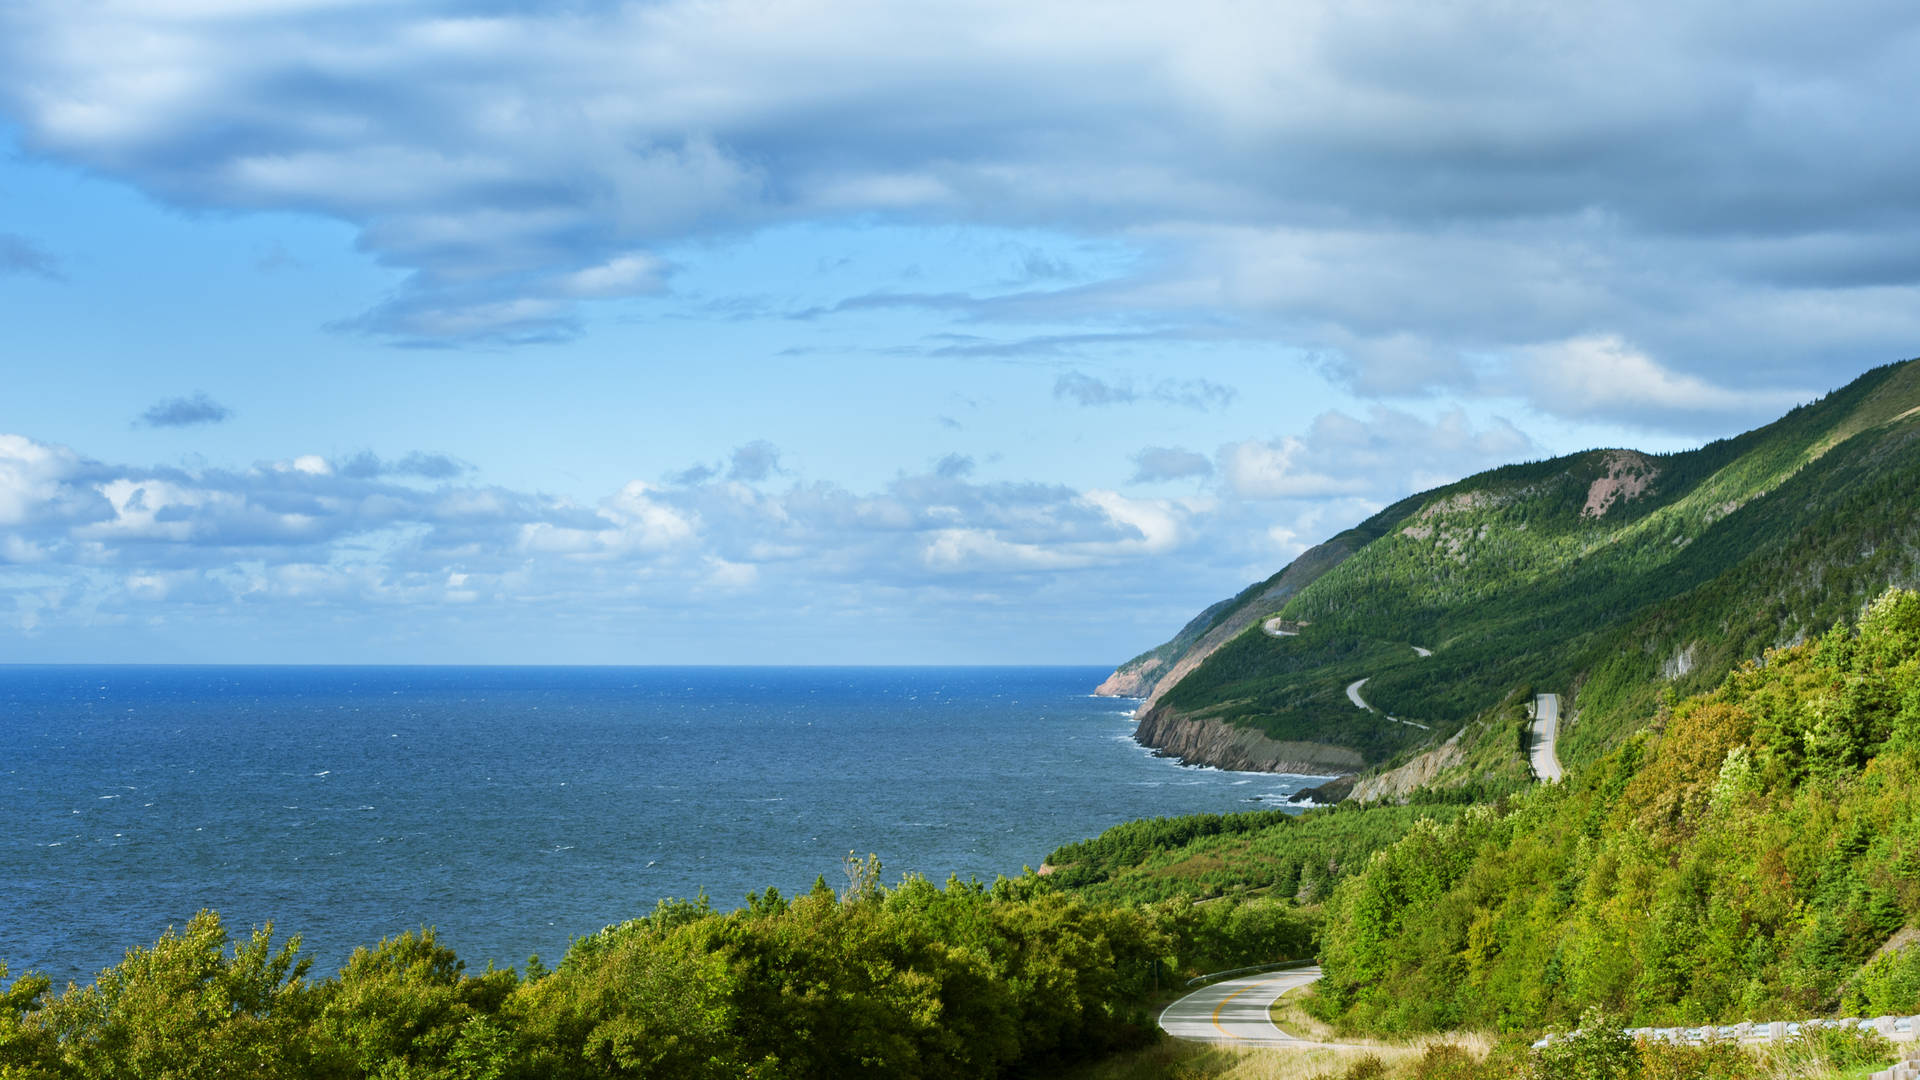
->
[0,0,1913,665]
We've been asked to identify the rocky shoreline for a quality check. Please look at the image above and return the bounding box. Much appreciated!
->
[1131,703,1365,776]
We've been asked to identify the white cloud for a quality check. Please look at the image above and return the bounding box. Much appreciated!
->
[1219,437,1358,499]
[2,0,1917,383]
[0,434,86,526]
[1513,335,1815,419]
[1219,407,1535,501]
[1130,446,1213,483]
[558,252,668,298]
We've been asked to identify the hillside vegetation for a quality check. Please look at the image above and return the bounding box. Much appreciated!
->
[1121,359,1920,780]
[1043,803,1467,905]
[0,863,1320,1080]
[1313,588,1920,1033]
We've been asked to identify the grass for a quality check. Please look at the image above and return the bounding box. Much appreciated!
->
[1064,1031,1900,1080]
[1267,985,1349,1044]
[1061,1037,1495,1080]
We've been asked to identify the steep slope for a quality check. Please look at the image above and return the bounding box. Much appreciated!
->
[1095,498,1418,706]
[1120,359,1920,782]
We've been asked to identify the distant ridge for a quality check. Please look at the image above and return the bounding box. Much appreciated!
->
[1105,358,1920,793]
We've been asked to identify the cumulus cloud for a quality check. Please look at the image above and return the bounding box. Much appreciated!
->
[670,462,720,486]
[0,429,1240,637]
[336,451,471,480]
[727,441,784,483]
[138,392,232,428]
[1220,408,1536,501]
[934,453,974,479]
[1130,446,1213,484]
[1510,336,1815,425]
[0,409,1565,657]
[0,434,108,532]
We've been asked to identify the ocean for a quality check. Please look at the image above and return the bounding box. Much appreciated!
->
[0,665,1323,983]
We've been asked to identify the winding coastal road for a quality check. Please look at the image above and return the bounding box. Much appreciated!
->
[1344,678,1432,730]
[1531,693,1564,782]
[1158,967,1335,1047]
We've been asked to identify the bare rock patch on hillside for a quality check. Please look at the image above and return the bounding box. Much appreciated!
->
[1583,450,1659,518]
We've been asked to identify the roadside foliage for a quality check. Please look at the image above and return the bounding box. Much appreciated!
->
[0,860,1317,1079]
[1313,589,1920,1035]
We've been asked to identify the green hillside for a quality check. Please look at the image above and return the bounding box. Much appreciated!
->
[1312,587,1920,1033]
[1126,359,1920,778]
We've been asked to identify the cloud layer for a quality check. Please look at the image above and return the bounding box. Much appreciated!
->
[2,0,1912,423]
[0,408,1530,658]
[138,392,233,428]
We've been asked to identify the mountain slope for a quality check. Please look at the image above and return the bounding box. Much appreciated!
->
[1109,358,1920,783]
[1094,495,1421,706]
[1312,588,1920,1032]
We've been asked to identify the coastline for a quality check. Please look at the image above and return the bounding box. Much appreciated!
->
[1131,702,1366,776]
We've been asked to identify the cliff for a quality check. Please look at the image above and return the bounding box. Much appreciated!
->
[1345,731,1465,803]
[1092,658,1160,697]
[1132,703,1364,775]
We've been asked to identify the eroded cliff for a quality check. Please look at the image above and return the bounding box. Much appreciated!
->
[1132,703,1364,775]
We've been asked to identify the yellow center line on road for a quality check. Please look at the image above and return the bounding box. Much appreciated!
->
[1210,976,1282,1039]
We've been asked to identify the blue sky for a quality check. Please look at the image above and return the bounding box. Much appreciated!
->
[0,0,1912,664]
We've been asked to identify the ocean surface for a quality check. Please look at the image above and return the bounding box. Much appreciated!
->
[0,666,1325,983]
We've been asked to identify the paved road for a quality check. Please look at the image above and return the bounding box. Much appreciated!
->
[1531,693,1564,782]
[1159,967,1332,1047]
[1345,678,1432,731]
[1345,677,1371,710]
[1261,617,1299,637]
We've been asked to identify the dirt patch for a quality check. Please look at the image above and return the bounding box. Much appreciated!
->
[1582,450,1660,518]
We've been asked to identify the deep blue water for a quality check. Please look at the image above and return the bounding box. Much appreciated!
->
[0,666,1323,983]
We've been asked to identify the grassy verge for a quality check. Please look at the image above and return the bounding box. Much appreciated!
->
[1061,1039,1491,1080]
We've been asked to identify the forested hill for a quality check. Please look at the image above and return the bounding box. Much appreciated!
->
[1111,357,1920,780]
[1314,588,1920,1032]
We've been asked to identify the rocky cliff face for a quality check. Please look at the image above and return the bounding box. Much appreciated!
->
[1346,731,1465,803]
[1133,704,1365,775]
[1093,657,1160,697]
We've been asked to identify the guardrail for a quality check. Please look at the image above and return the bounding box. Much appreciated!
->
[1183,959,1317,989]
[1532,1015,1916,1050]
